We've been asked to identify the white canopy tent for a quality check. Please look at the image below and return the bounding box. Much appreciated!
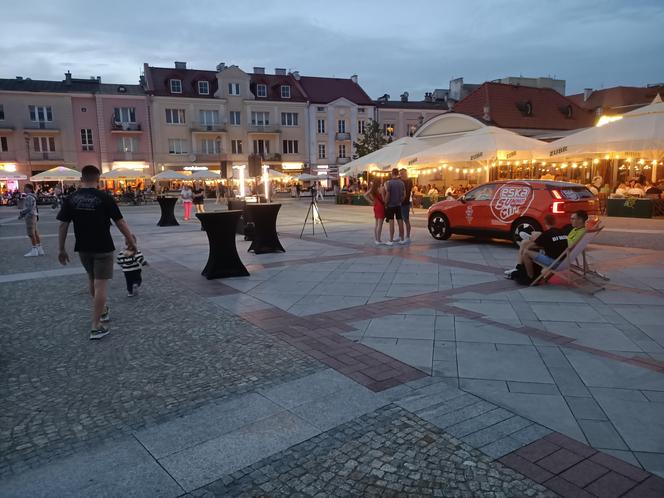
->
[30,166,81,182]
[296,173,329,181]
[100,169,151,180]
[152,171,189,181]
[339,137,431,176]
[190,170,221,181]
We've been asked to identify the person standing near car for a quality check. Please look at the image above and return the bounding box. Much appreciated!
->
[18,183,44,257]
[384,168,406,246]
[57,165,137,340]
[399,168,413,243]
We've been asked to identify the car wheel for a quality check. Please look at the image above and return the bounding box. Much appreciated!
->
[428,212,451,240]
[512,217,542,244]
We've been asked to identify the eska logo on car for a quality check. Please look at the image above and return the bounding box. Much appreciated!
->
[427,180,599,243]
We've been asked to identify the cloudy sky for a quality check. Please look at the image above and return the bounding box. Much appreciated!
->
[2,0,663,98]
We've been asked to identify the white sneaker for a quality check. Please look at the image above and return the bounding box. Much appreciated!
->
[504,268,517,276]
[398,238,408,245]
[518,231,532,241]
[374,240,382,246]
[403,238,411,244]
[384,240,394,246]
[24,247,38,257]
[37,246,45,256]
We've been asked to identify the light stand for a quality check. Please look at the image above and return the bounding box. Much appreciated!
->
[300,186,327,238]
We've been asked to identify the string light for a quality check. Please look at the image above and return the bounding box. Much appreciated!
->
[593,159,599,164]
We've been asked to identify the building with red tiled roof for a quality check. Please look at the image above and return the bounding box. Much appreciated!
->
[568,85,664,118]
[453,82,595,139]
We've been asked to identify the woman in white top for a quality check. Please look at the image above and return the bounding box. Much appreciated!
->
[181,185,194,220]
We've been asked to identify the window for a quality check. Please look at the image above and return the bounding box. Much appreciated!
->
[29,105,53,122]
[338,144,347,158]
[252,140,270,154]
[317,106,326,112]
[199,110,220,125]
[231,139,243,154]
[317,119,326,134]
[200,139,221,154]
[256,84,267,97]
[170,79,182,93]
[229,111,241,125]
[251,111,270,126]
[0,136,8,152]
[282,140,299,154]
[168,138,188,155]
[358,108,365,113]
[464,184,496,202]
[357,120,366,134]
[114,107,136,123]
[33,136,55,152]
[80,129,93,151]
[280,85,291,98]
[165,108,186,124]
[0,104,4,120]
[281,112,298,126]
[117,136,138,152]
[228,83,240,95]
[337,120,346,133]
[318,143,326,159]
[198,81,209,95]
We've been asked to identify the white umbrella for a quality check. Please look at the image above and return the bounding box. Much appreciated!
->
[403,126,547,167]
[152,171,189,181]
[30,166,81,182]
[100,169,151,180]
[267,169,290,179]
[296,173,322,181]
[190,170,221,181]
[339,136,430,176]
[0,171,27,181]
[545,95,664,159]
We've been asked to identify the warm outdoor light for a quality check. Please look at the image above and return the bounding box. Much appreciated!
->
[262,164,270,201]
[233,165,246,197]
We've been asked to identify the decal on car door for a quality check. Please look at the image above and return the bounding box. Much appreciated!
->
[490,182,534,223]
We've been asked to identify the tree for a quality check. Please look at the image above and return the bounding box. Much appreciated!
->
[353,119,386,159]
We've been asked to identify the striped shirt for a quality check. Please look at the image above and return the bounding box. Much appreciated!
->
[116,250,146,272]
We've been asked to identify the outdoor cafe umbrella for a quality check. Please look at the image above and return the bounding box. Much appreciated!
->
[339,136,430,176]
[544,94,664,160]
[296,173,326,181]
[152,170,189,181]
[100,169,151,180]
[402,126,547,167]
[190,170,221,181]
[267,169,290,179]
[30,166,81,182]
[0,171,27,181]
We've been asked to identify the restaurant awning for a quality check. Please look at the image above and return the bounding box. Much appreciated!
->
[339,137,431,176]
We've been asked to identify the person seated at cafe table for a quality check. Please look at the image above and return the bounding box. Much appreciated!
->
[427,185,439,197]
[627,181,645,197]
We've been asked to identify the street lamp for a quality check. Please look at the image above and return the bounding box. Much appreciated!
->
[215,135,224,181]
[23,132,32,175]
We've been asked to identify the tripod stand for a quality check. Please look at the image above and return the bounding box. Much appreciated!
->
[300,190,327,238]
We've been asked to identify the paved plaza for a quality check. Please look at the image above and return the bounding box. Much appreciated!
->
[1,197,664,497]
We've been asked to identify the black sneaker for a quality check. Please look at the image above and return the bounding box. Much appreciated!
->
[90,326,110,340]
[100,305,110,322]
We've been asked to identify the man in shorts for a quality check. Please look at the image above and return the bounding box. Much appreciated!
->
[18,183,45,257]
[399,168,413,243]
[383,168,406,246]
[57,165,137,340]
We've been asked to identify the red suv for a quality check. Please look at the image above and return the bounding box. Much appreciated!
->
[427,180,599,243]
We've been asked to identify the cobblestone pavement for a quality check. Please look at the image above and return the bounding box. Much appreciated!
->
[192,405,555,498]
[0,269,322,477]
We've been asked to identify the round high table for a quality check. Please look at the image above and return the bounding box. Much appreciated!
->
[227,199,248,234]
[156,196,179,226]
[196,211,249,279]
[245,203,285,254]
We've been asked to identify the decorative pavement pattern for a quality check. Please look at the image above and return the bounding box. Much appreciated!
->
[1,199,664,497]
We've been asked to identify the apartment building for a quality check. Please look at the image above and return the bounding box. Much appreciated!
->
[0,73,150,179]
[374,92,449,141]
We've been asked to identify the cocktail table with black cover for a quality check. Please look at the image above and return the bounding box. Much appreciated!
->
[157,196,179,226]
[245,203,285,254]
[196,211,249,279]
[227,199,247,234]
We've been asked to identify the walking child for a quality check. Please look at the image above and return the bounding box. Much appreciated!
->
[116,237,147,297]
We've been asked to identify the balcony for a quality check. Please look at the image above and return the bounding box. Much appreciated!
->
[24,121,60,134]
[110,121,143,133]
[193,152,228,162]
[0,152,17,162]
[190,122,226,133]
[336,156,351,165]
[248,124,280,134]
[29,152,64,162]
[335,132,351,141]
[113,151,149,162]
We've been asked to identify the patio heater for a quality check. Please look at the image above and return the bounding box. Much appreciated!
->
[233,165,246,197]
[262,164,270,202]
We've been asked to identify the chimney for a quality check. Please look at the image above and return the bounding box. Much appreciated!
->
[483,105,491,121]
[216,62,226,71]
[583,88,593,101]
[275,68,287,75]
[290,70,301,80]
[350,74,358,84]
[64,71,72,85]
[174,61,187,69]
[253,67,265,74]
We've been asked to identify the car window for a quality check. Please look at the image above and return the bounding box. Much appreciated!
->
[465,184,496,201]
[558,187,595,199]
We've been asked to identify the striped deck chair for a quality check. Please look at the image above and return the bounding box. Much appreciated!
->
[530,227,607,293]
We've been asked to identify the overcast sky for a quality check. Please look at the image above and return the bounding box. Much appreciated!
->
[2,0,663,98]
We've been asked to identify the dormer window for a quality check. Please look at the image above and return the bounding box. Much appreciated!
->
[228,83,240,96]
[256,84,267,98]
[280,85,291,99]
[198,81,209,95]
[170,79,182,94]
[515,100,533,116]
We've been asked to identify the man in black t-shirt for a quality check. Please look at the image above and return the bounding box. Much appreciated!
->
[57,165,137,340]
[506,214,568,281]
[399,168,414,243]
